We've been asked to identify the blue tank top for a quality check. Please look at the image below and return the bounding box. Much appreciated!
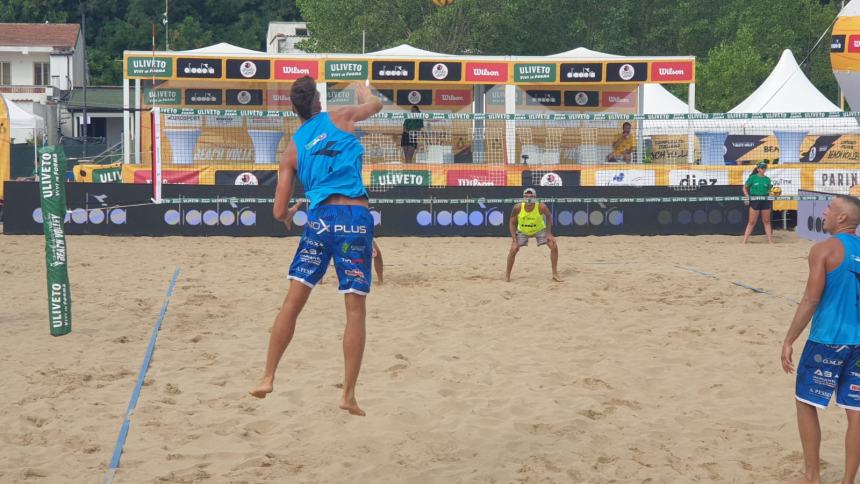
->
[810,233,860,345]
[292,113,367,209]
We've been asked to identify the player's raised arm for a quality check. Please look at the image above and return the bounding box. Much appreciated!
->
[273,141,298,223]
[330,83,383,131]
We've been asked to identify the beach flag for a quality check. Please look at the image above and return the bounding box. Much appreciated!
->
[38,145,72,336]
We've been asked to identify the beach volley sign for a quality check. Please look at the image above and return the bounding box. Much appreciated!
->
[38,146,73,336]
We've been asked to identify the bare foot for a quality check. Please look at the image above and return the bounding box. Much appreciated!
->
[505,274,511,282]
[339,396,366,416]
[552,273,563,282]
[249,379,273,399]
[781,475,820,484]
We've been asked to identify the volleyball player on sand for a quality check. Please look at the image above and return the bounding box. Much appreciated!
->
[506,188,561,282]
[249,76,382,416]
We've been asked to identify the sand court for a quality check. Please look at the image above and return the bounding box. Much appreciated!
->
[0,233,853,482]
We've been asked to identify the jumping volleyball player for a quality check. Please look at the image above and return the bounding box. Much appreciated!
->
[249,76,383,416]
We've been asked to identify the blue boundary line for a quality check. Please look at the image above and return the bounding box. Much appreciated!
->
[675,265,799,305]
[104,267,181,484]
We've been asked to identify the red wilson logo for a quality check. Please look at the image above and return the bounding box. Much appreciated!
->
[465,62,508,82]
[849,35,860,53]
[274,61,319,80]
[434,90,472,106]
[602,91,637,108]
[650,62,693,82]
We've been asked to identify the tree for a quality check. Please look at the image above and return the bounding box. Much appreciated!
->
[697,27,774,112]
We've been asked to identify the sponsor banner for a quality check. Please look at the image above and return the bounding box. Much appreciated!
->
[669,170,729,187]
[418,61,463,82]
[266,89,292,106]
[564,90,600,107]
[559,63,603,83]
[651,135,693,163]
[226,89,264,106]
[814,169,860,194]
[371,170,431,187]
[204,115,243,127]
[372,88,394,105]
[3,183,750,237]
[803,135,860,162]
[396,89,432,106]
[325,60,368,80]
[465,62,508,82]
[176,58,222,79]
[127,56,172,77]
[595,170,656,187]
[650,61,694,82]
[606,62,648,82]
[214,170,277,186]
[765,168,801,196]
[446,169,507,186]
[36,146,72,336]
[226,59,271,79]
[91,166,122,183]
[798,190,837,242]
[327,88,356,105]
[144,88,181,106]
[725,135,774,163]
[514,63,556,83]
[849,35,860,53]
[434,89,472,106]
[274,60,319,80]
[602,91,637,109]
[525,90,561,106]
[134,169,200,185]
[185,89,222,106]
[521,170,581,187]
[371,61,415,81]
[832,35,846,53]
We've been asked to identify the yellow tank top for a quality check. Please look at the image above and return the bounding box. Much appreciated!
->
[517,202,546,236]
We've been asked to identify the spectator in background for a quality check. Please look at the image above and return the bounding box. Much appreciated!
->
[401,106,423,163]
[606,121,636,163]
[742,161,774,244]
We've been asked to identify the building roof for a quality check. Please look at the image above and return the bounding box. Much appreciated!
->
[65,87,123,111]
[0,23,81,50]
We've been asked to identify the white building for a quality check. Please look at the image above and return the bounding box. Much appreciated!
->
[266,22,309,54]
[0,23,85,123]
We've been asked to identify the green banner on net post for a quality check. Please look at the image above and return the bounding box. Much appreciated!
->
[38,145,72,337]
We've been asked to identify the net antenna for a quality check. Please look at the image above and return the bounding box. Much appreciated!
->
[151,107,163,203]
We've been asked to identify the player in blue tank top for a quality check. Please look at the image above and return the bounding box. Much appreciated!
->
[250,76,382,417]
[781,195,860,483]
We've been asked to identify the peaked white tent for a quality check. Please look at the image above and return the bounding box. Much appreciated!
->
[730,49,839,113]
[2,94,44,144]
[367,44,449,57]
[180,42,262,55]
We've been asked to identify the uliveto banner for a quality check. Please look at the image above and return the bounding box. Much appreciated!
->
[37,146,72,336]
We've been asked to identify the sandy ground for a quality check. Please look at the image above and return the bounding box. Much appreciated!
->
[0,231,850,483]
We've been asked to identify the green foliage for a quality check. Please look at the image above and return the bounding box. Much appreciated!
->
[0,0,845,111]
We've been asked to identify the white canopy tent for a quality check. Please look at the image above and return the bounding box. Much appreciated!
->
[2,94,44,144]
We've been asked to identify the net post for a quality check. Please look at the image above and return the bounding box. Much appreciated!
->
[151,107,162,203]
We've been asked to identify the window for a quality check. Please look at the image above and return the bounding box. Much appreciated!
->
[34,62,49,86]
[277,38,287,53]
[295,28,308,37]
[0,62,9,85]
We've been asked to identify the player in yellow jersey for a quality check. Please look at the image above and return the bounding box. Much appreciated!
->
[506,188,561,282]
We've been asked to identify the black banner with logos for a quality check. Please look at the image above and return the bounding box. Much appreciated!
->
[225,89,264,106]
[226,59,271,79]
[396,89,433,106]
[371,61,415,81]
[605,62,648,82]
[185,89,222,105]
[417,61,463,82]
[214,170,278,186]
[563,90,600,107]
[176,58,222,79]
[521,170,581,187]
[559,63,603,83]
[4,182,761,237]
[525,90,561,106]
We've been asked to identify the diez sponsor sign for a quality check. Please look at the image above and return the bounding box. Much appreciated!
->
[226,59,270,79]
[814,169,860,194]
[602,91,637,108]
[396,89,432,106]
[832,35,846,53]
[134,170,200,185]
[418,61,462,82]
[564,90,599,107]
[465,62,508,82]
[185,89,222,105]
[595,170,656,187]
[446,170,507,186]
[325,61,368,80]
[274,60,319,80]
[434,89,471,106]
[669,170,729,187]
[267,90,291,106]
[127,56,172,77]
[525,90,561,106]
[606,62,647,82]
[177,58,222,78]
[849,35,860,53]
[514,63,556,83]
[559,63,602,83]
[371,61,415,81]
[650,61,694,82]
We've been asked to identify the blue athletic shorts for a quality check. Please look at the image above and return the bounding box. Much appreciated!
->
[288,205,374,295]
[795,340,860,410]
